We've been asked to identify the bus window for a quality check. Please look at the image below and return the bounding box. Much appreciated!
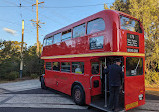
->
[91,62,99,74]
[73,24,85,38]
[46,62,52,70]
[46,37,53,45]
[72,62,84,74]
[61,62,71,72]
[62,29,71,41]
[43,39,47,46]
[120,16,142,33]
[53,62,60,71]
[126,57,143,76]
[87,18,105,34]
[53,33,61,44]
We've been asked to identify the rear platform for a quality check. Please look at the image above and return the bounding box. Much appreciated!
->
[90,94,125,112]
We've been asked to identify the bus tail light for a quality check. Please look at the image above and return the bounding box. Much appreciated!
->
[139,94,143,100]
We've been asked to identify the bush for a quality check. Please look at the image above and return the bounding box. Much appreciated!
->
[30,74,39,79]
[145,71,159,87]
[7,71,19,80]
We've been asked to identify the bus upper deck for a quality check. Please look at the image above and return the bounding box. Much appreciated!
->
[41,10,144,59]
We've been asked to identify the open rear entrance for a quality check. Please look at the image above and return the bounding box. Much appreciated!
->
[90,56,124,111]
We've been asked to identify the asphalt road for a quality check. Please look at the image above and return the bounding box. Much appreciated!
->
[0,79,159,112]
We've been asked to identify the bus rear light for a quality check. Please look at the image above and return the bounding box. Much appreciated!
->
[139,94,143,100]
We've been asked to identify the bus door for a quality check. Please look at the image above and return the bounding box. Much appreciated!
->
[124,57,145,110]
[90,61,102,96]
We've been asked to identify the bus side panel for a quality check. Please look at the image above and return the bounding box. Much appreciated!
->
[44,70,53,88]
[53,72,91,104]
[91,76,101,96]
[47,60,92,105]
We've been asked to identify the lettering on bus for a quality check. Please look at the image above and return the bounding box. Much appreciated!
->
[90,36,104,50]
[127,48,139,53]
[54,75,68,80]
[127,33,139,47]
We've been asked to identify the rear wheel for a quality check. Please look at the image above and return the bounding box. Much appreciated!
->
[41,77,47,90]
[72,85,85,105]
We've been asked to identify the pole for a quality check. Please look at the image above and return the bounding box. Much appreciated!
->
[20,20,24,79]
[36,0,39,55]
[32,1,44,55]
[104,57,107,107]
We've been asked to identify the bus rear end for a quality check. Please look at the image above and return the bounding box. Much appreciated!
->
[119,14,145,110]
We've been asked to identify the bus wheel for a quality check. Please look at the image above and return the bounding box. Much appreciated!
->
[72,85,85,105]
[41,77,47,90]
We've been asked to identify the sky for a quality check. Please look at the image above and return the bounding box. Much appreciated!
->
[0,0,115,47]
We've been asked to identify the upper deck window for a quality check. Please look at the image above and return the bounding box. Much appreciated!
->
[62,29,71,41]
[46,37,53,46]
[73,24,85,38]
[87,18,105,34]
[43,39,47,46]
[120,16,142,33]
[53,33,61,44]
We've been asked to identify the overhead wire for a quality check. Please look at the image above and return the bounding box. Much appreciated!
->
[0,3,112,8]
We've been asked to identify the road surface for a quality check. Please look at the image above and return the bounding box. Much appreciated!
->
[0,79,159,112]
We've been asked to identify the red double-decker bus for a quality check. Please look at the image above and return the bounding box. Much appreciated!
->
[40,10,145,111]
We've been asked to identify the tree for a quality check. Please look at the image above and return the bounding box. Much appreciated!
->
[0,40,44,80]
[110,0,130,14]
[0,41,21,79]
[23,43,44,76]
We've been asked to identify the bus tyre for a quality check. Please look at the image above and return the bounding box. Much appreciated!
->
[41,77,47,90]
[72,85,85,105]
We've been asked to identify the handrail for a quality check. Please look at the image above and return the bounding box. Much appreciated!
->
[90,75,100,89]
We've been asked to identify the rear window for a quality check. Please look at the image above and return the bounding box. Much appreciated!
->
[120,16,142,33]
[126,57,143,76]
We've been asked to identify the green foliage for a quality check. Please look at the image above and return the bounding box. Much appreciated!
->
[23,45,44,76]
[145,71,159,87]
[6,71,19,80]
[0,40,44,81]
[30,74,39,79]
[110,0,130,14]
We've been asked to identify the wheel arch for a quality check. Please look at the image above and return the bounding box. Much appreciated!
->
[71,81,85,97]
[40,74,45,82]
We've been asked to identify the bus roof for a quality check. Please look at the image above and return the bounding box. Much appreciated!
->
[44,10,139,39]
